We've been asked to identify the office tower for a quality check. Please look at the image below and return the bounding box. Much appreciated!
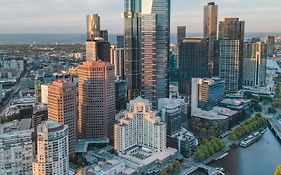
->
[32,120,69,175]
[117,35,124,48]
[219,18,245,88]
[48,80,77,155]
[267,36,275,57]
[123,0,142,100]
[177,26,186,46]
[158,98,188,135]
[114,97,166,153]
[141,0,171,106]
[86,14,111,62]
[243,42,267,87]
[169,50,178,83]
[110,45,125,79]
[219,40,240,92]
[78,61,115,140]
[0,84,2,103]
[115,80,127,112]
[32,103,48,130]
[86,39,111,62]
[34,80,42,103]
[0,119,33,175]
[100,30,109,42]
[87,14,101,41]
[178,38,209,97]
[191,77,225,113]
[41,84,48,104]
[204,2,218,76]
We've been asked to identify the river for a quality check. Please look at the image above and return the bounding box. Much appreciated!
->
[191,128,281,175]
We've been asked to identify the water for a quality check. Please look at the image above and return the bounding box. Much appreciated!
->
[1,33,280,45]
[192,129,281,175]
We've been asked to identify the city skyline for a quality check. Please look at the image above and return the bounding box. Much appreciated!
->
[0,0,281,34]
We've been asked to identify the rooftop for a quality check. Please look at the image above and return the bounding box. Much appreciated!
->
[0,118,32,134]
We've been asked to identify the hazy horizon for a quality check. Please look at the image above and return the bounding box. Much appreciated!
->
[0,0,280,34]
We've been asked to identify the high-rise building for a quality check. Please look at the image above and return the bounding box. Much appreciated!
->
[177,26,186,46]
[32,103,48,131]
[191,77,225,113]
[178,38,209,97]
[87,14,101,41]
[267,36,275,57]
[110,45,125,79]
[158,98,188,135]
[86,39,110,62]
[41,84,48,104]
[123,0,142,100]
[169,50,178,83]
[203,2,218,76]
[32,120,69,175]
[0,84,3,103]
[117,35,124,48]
[219,18,245,88]
[86,14,111,62]
[219,40,240,92]
[115,80,127,112]
[78,61,115,140]
[141,0,171,106]
[114,97,166,153]
[243,42,267,87]
[0,119,33,175]
[48,80,77,155]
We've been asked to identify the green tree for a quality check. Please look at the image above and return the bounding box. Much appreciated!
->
[274,165,281,175]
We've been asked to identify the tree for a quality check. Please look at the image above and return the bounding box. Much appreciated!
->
[268,107,277,114]
[159,168,167,175]
[274,165,281,175]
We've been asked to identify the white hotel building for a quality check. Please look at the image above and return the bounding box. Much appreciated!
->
[114,97,166,154]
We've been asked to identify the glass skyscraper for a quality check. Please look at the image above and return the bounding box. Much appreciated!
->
[124,0,142,100]
[141,0,171,106]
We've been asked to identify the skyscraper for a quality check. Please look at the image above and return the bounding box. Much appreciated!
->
[141,0,171,106]
[32,120,69,175]
[86,14,110,62]
[203,2,218,76]
[219,18,245,88]
[267,36,275,57]
[177,26,186,46]
[110,45,125,79]
[219,40,240,92]
[123,0,142,100]
[48,80,77,155]
[243,42,267,87]
[77,61,115,140]
[178,38,209,97]
[87,14,101,41]
[191,77,225,112]
[117,35,124,48]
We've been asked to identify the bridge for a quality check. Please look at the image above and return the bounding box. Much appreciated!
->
[268,115,281,141]
[180,163,225,175]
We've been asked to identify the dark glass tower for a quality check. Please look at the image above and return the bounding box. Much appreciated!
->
[178,38,209,97]
[124,0,142,100]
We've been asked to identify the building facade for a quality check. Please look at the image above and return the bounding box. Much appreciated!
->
[191,78,225,113]
[0,119,33,175]
[178,38,209,97]
[177,26,186,46]
[48,80,77,155]
[203,2,218,76]
[123,0,142,100]
[243,42,267,87]
[32,120,69,175]
[87,14,101,41]
[219,18,245,88]
[219,40,240,92]
[267,36,275,57]
[141,0,171,106]
[114,97,166,153]
[78,61,115,140]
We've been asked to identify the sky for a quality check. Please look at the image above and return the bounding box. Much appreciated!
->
[0,0,280,34]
